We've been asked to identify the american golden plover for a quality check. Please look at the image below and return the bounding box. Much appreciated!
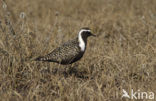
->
[35,27,96,65]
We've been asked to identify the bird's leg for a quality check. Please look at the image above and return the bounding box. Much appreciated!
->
[57,59,64,75]
[62,65,70,77]
[67,63,78,76]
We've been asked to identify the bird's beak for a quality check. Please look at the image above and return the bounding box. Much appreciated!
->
[91,33,96,37]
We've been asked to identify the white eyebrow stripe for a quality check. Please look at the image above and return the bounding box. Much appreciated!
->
[79,29,91,33]
[78,29,90,51]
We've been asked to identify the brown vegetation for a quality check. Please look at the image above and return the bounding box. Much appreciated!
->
[0,0,156,101]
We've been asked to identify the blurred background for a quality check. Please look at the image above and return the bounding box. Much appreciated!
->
[0,0,156,101]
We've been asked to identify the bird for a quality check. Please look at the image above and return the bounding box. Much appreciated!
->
[35,27,96,65]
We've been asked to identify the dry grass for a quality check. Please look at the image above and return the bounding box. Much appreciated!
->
[0,0,156,101]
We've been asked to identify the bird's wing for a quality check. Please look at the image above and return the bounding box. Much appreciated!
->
[35,39,80,63]
[48,42,80,63]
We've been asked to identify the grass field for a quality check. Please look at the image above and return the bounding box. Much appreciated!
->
[0,0,156,101]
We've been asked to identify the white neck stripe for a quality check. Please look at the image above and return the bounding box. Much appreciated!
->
[78,29,90,51]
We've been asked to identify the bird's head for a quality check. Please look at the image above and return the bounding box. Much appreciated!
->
[78,27,96,41]
[78,27,96,51]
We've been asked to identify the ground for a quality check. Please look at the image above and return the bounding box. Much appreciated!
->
[0,0,156,101]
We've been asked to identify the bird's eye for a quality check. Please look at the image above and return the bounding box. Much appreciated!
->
[87,31,91,34]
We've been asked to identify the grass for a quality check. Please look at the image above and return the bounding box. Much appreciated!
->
[0,0,156,101]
